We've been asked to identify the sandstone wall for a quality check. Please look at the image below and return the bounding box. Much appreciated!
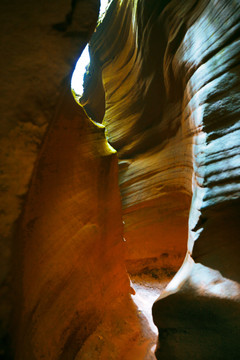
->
[82,0,196,272]
[13,87,131,359]
[1,0,240,358]
[81,0,240,358]
[0,0,99,356]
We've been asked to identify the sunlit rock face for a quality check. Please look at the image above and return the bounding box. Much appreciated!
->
[13,88,131,359]
[82,0,196,272]
[13,82,157,360]
[1,0,240,358]
[80,0,240,358]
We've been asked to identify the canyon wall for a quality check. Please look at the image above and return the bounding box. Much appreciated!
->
[82,0,195,273]
[82,0,240,358]
[13,87,132,359]
[1,0,240,358]
[1,1,155,358]
[0,0,100,357]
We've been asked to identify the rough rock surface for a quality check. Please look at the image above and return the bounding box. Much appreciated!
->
[81,0,240,358]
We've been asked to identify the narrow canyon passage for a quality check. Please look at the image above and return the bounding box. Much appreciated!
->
[71,0,240,358]
[1,0,239,359]
[70,1,188,356]
[70,1,189,356]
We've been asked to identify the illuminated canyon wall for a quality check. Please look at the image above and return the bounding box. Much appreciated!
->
[82,0,195,271]
[82,0,240,269]
[82,0,240,358]
[0,0,240,359]
[13,87,135,358]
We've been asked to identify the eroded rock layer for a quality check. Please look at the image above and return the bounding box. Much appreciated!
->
[152,1,240,357]
[82,0,198,271]
[81,0,240,358]
[0,0,99,355]
[1,0,240,358]
[13,87,132,359]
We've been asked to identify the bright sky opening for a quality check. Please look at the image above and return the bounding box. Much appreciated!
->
[71,0,110,96]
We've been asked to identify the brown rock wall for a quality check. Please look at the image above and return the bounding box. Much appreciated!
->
[80,0,240,358]
[1,0,240,358]
[0,0,99,356]
[153,0,240,357]
[13,87,130,359]
[82,0,200,270]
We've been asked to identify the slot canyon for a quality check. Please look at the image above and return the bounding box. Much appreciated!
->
[0,0,239,359]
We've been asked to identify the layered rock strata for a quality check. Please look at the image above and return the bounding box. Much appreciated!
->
[153,0,240,358]
[13,86,133,359]
[81,0,195,272]
[0,0,99,356]
[80,0,240,358]
[1,0,240,358]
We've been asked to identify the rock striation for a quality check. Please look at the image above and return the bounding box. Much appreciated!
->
[1,0,240,358]
[0,0,100,356]
[0,0,102,357]
[13,86,133,359]
[81,0,240,358]
[82,0,195,272]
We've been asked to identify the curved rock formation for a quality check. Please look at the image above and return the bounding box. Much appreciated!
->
[13,86,133,359]
[1,2,159,358]
[82,0,195,273]
[80,0,240,358]
[0,0,100,357]
[1,0,240,358]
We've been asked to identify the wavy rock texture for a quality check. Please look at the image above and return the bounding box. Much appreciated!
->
[0,0,99,356]
[1,0,158,358]
[82,0,195,272]
[13,87,134,359]
[1,0,240,358]
[14,82,160,360]
[81,0,240,358]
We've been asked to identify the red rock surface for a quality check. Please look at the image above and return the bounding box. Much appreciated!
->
[0,0,99,355]
[13,86,133,359]
[82,0,195,272]
[1,0,240,358]
[81,0,240,358]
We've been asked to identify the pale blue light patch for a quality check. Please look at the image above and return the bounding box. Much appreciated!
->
[162,253,194,297]
[131,281,159,335]
[188,185,206,252]
[99,0,111,20]
[189,263,240,299]
[205,182,240,198]
[71,0,111,97]
[206,129,240,155]
[71,45,90,97]
[165,255,240,300]
[188,40,240,97]
[206,167,240,184]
